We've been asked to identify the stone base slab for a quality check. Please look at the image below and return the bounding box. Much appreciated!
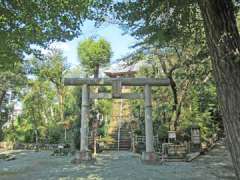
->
[71,151,93,164]
[141,152,158,162]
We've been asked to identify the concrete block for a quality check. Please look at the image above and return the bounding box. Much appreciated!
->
[72,151,92,164]
[141,152,158,162]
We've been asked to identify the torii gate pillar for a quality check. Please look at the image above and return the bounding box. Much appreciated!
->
[73,84,92,163]
[144,84,154,152]
[141,84,158,162]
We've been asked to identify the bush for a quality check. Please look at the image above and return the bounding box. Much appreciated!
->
[134,129,142,135]
[48,125,64,144]
[158,125,168,140]
[73,120,81,149]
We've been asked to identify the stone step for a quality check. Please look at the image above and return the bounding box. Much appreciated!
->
[108,144,131,149]
[110,131,130,134]
[106,124,132,150]
[104,144,130,147]
[104,140,131,145]
[108,142,131,146]
[110,129,130,133]
[105,148,130,150]
[108,133,130,137]
[109,143,131,147]
[109,136,131,140]
[104,144,130,149]
[109,132,130,136]
[109,135,131,139]
[104,139,131,150]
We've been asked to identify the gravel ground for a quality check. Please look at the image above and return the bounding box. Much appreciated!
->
[0,141,236,180]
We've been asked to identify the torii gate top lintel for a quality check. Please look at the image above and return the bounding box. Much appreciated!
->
[64,77,170,86]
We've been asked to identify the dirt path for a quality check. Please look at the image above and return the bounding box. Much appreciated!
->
[0,141,236,180]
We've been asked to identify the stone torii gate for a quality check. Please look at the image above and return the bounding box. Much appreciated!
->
[64,77,170,162]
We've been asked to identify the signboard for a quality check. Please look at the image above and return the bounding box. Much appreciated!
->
[168,131,176,140]
[191,129,200,144]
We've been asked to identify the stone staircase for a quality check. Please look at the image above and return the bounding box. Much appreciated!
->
[104,98,132,151]
[105,123,131,151]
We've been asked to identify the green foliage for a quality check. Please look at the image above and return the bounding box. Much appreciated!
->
[0,0,90,69]
[157,125,169,140]
[77,38,112,76]
[48,123,64,144]
[0,63,26,92]
[73,117,81,149]
[91,1,203,47]
[134,129,143,136]
[98,120,107,137]
[4,117,34,143]
[180,83,219,140]
[96,99,112,116]
[0,63,27,140]
[127,49,220,142]
[0,1,92,142]
[3,50,79,144]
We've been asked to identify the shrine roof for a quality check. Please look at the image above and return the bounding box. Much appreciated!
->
[104,60,150,77]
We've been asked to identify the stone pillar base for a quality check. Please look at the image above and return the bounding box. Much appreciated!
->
[141,152,158,162]
[71,151,93,164]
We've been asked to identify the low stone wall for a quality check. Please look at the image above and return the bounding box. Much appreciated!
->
[0,142,69,151]
[168,144,187,158]
[0,142,73,150]
[13,143,63,150]
[0,141,14,150]
[0,141,7,148]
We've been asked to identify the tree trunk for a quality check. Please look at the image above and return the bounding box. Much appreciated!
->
[59,89,64,122]
[169,76,178,112]
[158,58,179,130]
[171,80,190,130]
[93,64,100,156]
[169,75,179,131]
[94,64,100,78]
[173,101,182,131]
[198,0,240,178]
[0,90,6,109]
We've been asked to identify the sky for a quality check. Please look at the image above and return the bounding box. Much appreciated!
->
[50,21,138,67]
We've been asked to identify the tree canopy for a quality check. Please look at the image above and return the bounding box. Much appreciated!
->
[77,38,112,77]
[0,0,90,69]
